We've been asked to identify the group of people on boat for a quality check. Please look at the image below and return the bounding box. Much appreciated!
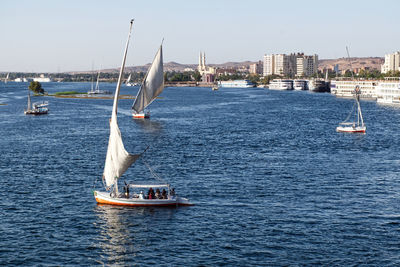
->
[146,187,175,199]
[121,183,176,200]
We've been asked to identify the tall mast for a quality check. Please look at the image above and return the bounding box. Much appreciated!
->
[27,89,31,111]
[112,19,134,120]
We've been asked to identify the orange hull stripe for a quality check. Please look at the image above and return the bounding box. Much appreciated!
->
[95,196,193,206]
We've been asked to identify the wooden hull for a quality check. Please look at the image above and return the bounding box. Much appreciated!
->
[94,191,193,207]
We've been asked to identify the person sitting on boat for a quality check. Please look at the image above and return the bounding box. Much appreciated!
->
[123,181,130,198]
[170,188,175,198]
[155,188,161,199]
[139,191,144,200]
[148,188,155,199]
[161,189,167,199]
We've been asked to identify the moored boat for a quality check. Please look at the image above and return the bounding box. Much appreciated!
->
[293,79,307,90]
[308,78,329,92]
[24,89,48,115]
[268,79,293,90]
[218,80,255,88]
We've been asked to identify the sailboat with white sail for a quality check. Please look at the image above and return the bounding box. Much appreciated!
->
[125,73,138,86]
[4,73,9,84]
[131,42,165,119]
[88,71,111,95]
[336,85,365,133]
[24,88,49,115]
[94,19,192,207]
[336,47,365,133]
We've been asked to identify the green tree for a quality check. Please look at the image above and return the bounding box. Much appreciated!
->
[28,81,45,94]
[193,71,202,82]
[344,70,353,78]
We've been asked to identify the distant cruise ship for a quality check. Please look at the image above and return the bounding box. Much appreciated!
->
[376,79,400,104]
[218,80,255,88]
[330,79,377,99]
[268,79,293,90]
[293,79,308,90]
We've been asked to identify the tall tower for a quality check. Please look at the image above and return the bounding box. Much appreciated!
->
[202,52,206,68]
[198,52,203,72]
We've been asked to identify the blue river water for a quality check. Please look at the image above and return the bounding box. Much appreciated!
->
[1,82,400,266]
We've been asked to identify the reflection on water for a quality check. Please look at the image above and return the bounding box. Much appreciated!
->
[132,119,163,135]
[93,204,177,266]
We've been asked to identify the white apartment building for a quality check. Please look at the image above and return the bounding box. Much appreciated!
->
[263,54,275,76]
[381,52,400,73]
[296,55,318,77]
[274,54,288,76]
[263,53,318,77]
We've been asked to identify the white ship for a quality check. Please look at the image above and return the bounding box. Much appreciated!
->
[376,79,400,104]
[33,74,52,82]
[307,78,329,92]
[268,79,293,90]
[15,78,33,82]
[293,79,307,90]
[330,79,377,99]
[218,80,255,88]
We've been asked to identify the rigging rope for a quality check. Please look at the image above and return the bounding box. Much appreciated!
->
[143,160,167,185]
[342,100,357,123]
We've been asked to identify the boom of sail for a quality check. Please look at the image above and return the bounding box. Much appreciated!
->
[102,19,142,189]
[132,45,164,114]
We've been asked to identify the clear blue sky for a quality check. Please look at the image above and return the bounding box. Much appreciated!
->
[1,0,399,72]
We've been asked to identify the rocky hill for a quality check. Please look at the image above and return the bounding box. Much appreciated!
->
[318,57,384,71]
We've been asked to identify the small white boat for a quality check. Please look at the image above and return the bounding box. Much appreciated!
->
[336,85,366,133]
[94,19,192,207]
[24,89,48,115]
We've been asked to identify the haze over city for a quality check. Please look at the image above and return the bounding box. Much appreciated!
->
[1,0,399,72]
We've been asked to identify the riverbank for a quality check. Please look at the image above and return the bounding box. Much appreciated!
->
[165,81,215,88]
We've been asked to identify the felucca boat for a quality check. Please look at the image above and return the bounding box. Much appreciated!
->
[88,71,111,95]
[131,40,165,119]
[94,19,192,207]
[336,85,366,133]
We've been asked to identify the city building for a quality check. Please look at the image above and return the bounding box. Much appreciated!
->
[296,55,318,77]
[263,54,275,76]
[216,68,236,76]
[249,61,263,75]
[381,52,400,73]
[263,53,318,77]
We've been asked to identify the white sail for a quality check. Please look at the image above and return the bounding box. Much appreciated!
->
[126,73,131,84]
[132,45,164,113]
[103,118,141,187]
[95,71,100,92]
[5,73,9,83]
[103,19,140,189]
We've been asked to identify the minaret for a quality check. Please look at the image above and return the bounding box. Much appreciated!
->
[202,52,206,69]
[198,52,203,72]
